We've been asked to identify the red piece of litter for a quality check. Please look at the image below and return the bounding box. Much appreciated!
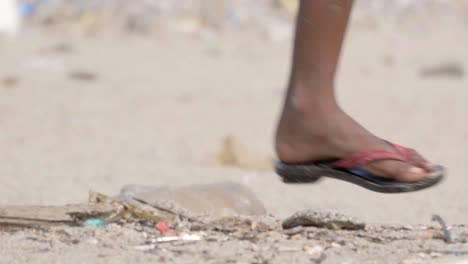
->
[156,221,176,237]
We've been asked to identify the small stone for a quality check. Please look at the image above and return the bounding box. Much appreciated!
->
[282,209,365,230]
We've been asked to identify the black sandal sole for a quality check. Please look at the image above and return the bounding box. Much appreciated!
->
[275,161,445,193]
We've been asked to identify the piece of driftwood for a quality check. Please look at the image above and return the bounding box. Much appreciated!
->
[0,204,117,231]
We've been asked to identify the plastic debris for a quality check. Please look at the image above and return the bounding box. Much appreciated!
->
[156,221,176,237]
[119,182,266,218]
[151,233,202,243]
[432,214,454,243]
[84,218,108,228]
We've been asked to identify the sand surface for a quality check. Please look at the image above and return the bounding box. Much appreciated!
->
[2,213,468,264]
[0,16,467,263]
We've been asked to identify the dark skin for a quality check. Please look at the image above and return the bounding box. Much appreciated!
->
[275,0,437,183]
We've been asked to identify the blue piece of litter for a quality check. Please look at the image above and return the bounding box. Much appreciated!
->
[84,218,108,228]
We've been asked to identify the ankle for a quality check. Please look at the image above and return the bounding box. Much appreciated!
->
[286,81,339,117]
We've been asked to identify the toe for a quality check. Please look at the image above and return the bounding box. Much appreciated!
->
[405,149,434,172]
[365,160,428,183]
[396,165,427,183]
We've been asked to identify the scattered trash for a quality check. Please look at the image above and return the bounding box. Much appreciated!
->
[68,71,97,82]
[152,233,202,243]
[84,218,107,228]
[212,136,273,171]
[282,209,365,230]
[432,214,453,243]
[420,62,465,79]
[3,198,468,262]
[156,221,176,237]
[0,203,117,232]
[118,182,267,217]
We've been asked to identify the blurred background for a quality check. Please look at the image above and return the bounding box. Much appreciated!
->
[0,0,467,224]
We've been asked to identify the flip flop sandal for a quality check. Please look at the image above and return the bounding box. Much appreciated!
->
[275,142,445,193]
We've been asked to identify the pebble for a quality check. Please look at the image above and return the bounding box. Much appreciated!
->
[283,209,365,230]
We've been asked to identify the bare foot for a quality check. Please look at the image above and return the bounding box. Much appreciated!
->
[275,104,435,183]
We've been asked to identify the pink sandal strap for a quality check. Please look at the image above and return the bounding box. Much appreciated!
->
[387,141,414,160]
[333,150,407,169]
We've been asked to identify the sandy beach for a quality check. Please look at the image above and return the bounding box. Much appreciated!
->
[1,9,468,262]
